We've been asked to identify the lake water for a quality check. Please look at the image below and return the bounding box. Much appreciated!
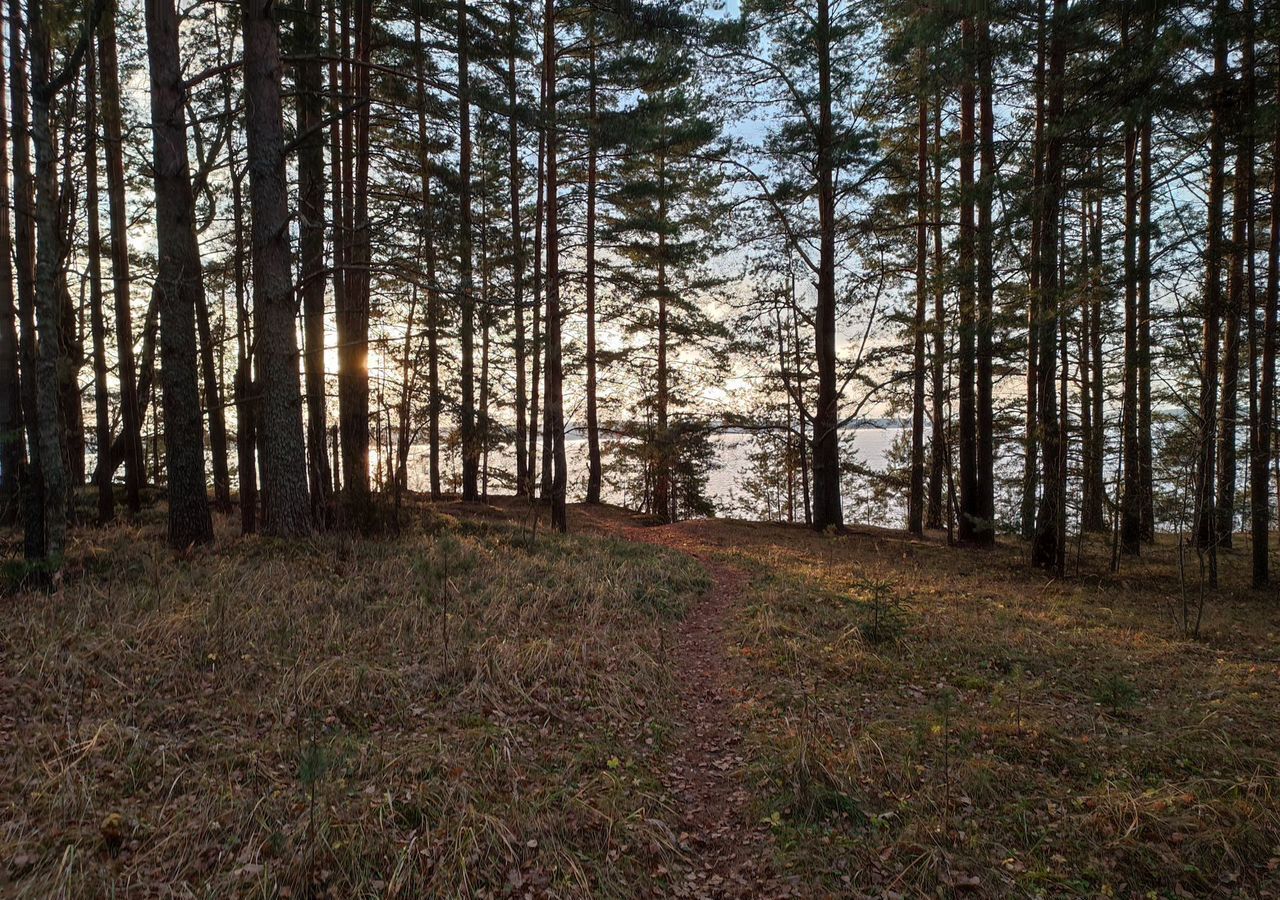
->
[394,423,907,522]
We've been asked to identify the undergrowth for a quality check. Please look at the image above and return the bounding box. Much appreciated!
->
[716,521,1280,897]
[0,501,708,898]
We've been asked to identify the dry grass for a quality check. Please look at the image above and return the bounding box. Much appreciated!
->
[0,499,708,898]
[697,519,1280,897]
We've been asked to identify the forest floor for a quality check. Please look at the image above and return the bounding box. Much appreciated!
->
[3,498,1280,898]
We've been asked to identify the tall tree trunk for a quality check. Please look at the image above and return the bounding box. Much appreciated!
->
[98,0,142,512]
[528,72,546,499]
[957,16,978,543]
[1219,0,1253,550]
[295,0,331,526]
[927,89,946,530]
[415,7,441,500]
[231,124,257,535]
[811,0,842,530]
[0,19,21,524]
[909,43,927,536]
[86,46,114,524]
[336,0,371,517]
[1032,0,1066,574]
[1138,75,1155,542]
[11,0,44,562]
[458,0,479,501]
[792,293,811,525]
[196,263,231,512]
[1120,14,1141,555]
[243,0,311,536]
[509,2,527,499]
[585,25,602,505]
[543,0,567,531]
[975,12,996,545]
[145,0,214,548]
[29,0,88,568]
[654,146,672,523]
[1022,0,1046,540]
[1193,0,1228,584]
[1082,178,1107,531]
[1253,36,1278,587]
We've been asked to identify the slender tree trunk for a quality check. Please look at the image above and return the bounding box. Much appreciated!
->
[146,0,214,548]
[1138,78,1155,541]
[1219,0,1253,550]
[654,147,672,523]
[98,0,142,512]
[458,0,479,502]
[243,0,311,536]
[29,0,84,567]
[86,47,114,524]
[811,0,842,530]
[231,125,257,535]
[295,0,331,526]
[1252,33,1278,587]
[927,89,947,530]
[1022,0,1046,540]
[1120,17,1141,554]
[975,12,996,545]
[196,263,231,512]
[1032,0,1066,574]
[1082,178,1107,532]
[909,44,927,536]
[543,0,567,531]
[0,20,21,524]
[509,3,527,499]
[1193,0,1228,587]
[336,0,371,518]
[585,26,602,505]
[11,0,44,562]
[414,8,441,500]
[528,72,546,499]
[957,16,978,544]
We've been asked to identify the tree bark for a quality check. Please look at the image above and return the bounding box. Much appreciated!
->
[1219,0,1253,550]
[336,0,371,518]
[909,44,927,536]
[98,0,142,513]
[957,16,978,544]
[927,89,946,530]
[543,0,567,531]
[1032,0,1066,574]
[145,0,214,548]
[811,0,842,531]
[0,18,21,524]
[509,2,527,499]
[1022,0,1046,540]
[975,12,996,545]
[585,25,603,505]
[1120,15,1141,555]
[1252,33,1278,587]
[458,0,479,502]
[294,0,331,526]
[1193,0,1228,585]
[242,0,311,536]
[86,46,114,524]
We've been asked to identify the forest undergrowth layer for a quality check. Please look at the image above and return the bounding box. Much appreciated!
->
[0,499,706,898]
[3,498,1280,897]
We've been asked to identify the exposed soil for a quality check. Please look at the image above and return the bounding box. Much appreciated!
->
[575,508,794,899]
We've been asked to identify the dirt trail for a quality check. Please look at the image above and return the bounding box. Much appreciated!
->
[575,509,791,899]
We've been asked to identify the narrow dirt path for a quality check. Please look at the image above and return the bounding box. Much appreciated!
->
[574,509,790,899]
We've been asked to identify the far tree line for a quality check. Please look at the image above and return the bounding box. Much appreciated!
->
[0,0,1276,591]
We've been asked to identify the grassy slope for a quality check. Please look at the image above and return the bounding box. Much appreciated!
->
[3,501,1280,897]
[698,518,1280,897]
[0,503,707,898]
